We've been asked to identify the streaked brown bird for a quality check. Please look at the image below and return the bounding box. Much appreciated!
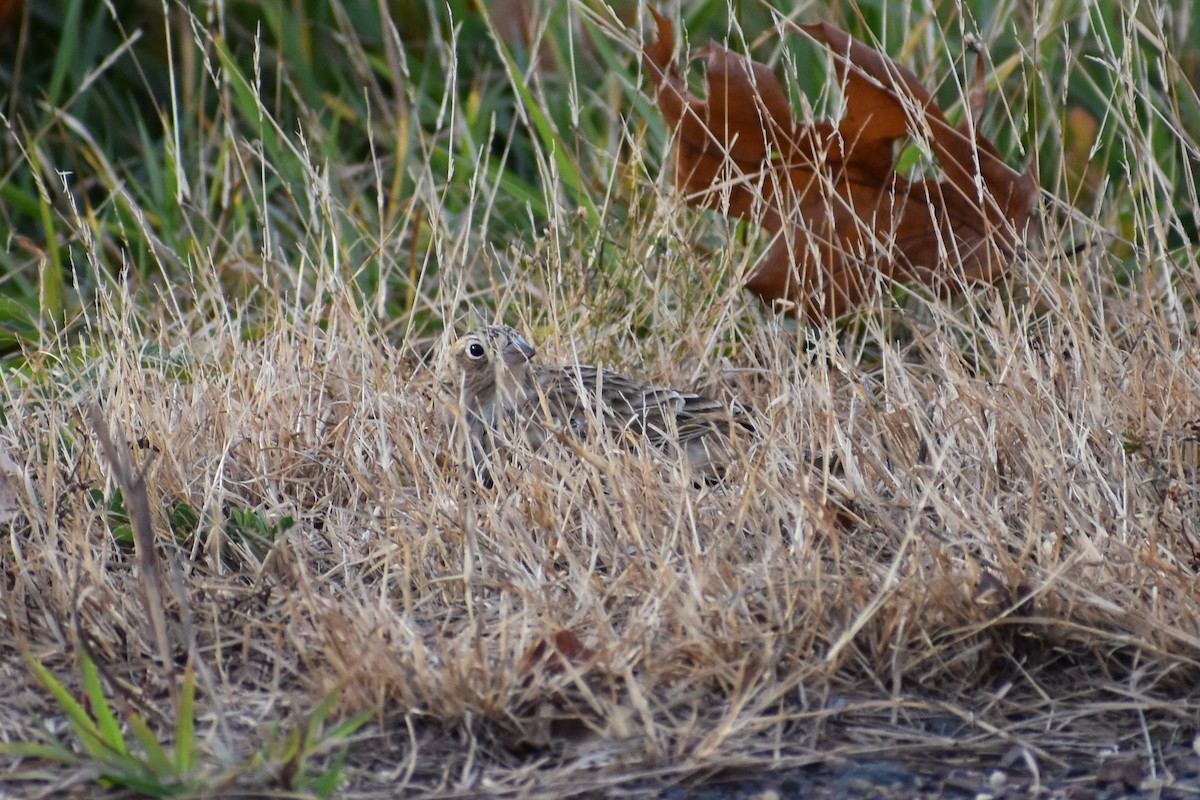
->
[441,325,755,479]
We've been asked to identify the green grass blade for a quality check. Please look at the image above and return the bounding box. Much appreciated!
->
[46,0,85,106]
[22,142,66,330]
[480,10,599,228]
[127,713,174,777]
[211,38,261,129]
[173,668,196,773]
[24,655,109,762]
[79,649,129,757]
[323,708,374,743]
[309,742,351,799]
[303,687,339,745]
[0,740,80,764]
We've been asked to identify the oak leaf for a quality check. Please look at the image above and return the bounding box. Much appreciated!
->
[642,12,1038,319]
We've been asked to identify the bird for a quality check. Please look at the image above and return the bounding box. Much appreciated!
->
[440,324,755,479]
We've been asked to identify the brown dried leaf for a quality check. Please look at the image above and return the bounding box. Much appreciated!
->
[518,629,596,678]
[643,14,1038,319]
[0,0,21,35]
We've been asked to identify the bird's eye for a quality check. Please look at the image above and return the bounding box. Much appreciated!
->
[467,342,486,359]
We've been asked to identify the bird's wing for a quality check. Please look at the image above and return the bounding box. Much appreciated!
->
[675,393,756,444]
[531,363,757,475]
[532,365,683,438]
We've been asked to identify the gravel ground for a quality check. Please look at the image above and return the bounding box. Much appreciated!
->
[650,748,1200,800]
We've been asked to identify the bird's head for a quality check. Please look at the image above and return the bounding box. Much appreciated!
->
[448,325,537,407]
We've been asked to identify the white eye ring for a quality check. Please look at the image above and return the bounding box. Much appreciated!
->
[467,342,486,359]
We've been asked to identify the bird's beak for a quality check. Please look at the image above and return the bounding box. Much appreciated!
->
[503,336,536,366]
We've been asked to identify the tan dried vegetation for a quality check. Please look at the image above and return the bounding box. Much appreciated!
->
[1,0,1199,796]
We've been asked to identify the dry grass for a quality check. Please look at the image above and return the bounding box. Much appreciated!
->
[2,0,1200,796]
